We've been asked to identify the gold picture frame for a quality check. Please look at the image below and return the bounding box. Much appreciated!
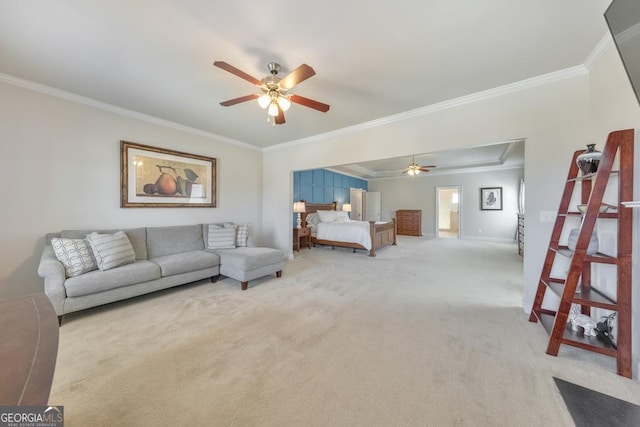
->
[121,141,216,208]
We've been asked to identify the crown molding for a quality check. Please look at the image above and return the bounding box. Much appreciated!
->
[265,66,588,152]
[323,167,371,181]
[0,72,260,151]
[584,32,613,70]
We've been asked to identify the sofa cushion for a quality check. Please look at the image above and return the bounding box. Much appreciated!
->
[207,224,236,249]
[61,228,147,260]
[236,223,249,247]
[86,231,136,271]
[207,247,284,271]
[149,250,220,277]
[146,225,204,259]
[64,260,161,297]
[51,237,98,277]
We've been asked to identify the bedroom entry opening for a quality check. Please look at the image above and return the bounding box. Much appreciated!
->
[436,186,461,238]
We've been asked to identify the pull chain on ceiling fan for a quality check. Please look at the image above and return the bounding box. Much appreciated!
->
[214,61,330,125]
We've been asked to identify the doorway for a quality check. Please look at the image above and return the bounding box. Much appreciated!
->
[436,186,461,238]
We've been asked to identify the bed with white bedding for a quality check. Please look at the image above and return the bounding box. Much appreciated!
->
[302,202,397,257]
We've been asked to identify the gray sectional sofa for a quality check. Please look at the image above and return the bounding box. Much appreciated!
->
[38,224,284,323]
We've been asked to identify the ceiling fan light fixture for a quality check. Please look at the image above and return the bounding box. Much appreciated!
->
[267,102,279,117]
[277,95,291,111]
[257,93,271,109]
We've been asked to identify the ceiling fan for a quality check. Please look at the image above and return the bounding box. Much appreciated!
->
[213,61,330,125]
[404,156,436,176]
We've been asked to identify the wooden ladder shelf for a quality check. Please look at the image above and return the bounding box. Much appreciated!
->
[528,129,634,378]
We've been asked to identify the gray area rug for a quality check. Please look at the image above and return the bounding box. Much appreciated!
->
[555,377,640,426]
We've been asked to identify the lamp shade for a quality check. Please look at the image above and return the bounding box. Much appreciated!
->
[277,96,291,111]
[342,203,352,212]
[293,201,306,213]
[267,102,279,117]
[257,93,271,109]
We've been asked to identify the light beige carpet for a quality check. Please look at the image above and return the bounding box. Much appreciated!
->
[50,237,640,426]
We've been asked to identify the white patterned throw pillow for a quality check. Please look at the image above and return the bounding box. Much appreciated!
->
[207,224,236,249]
[86,231,136,271]
[236,223,249,247]
[51,237,98,277]
[317,210,338,223]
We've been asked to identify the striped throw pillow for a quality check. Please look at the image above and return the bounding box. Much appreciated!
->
[51,237,98,277]
[236,223,249,247]
[207,224,236,249]
[86,231,136,271]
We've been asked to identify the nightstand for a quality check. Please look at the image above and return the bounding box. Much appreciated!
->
[293,227,311,252]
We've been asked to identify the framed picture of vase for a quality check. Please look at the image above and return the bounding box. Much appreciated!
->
[121,141,217,208]
[480,187,502,210]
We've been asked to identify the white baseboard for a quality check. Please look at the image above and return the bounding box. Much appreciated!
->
[463,236,517,243]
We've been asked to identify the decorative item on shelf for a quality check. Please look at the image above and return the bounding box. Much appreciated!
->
[576,144,603,175]
[293,201,306,228]
[576,203,612,214]
[342,203,351,218]
[596,313,617,347]
[567,305,597,336]
[567,229,599,255]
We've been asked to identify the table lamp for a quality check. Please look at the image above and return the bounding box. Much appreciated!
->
[293,201,306,228]
[342,203,351,218]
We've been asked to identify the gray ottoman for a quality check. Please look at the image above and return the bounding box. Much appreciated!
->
[211,247,284,290]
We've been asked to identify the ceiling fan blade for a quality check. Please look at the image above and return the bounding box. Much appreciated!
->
[213,61,263,87]
[290,94,330,112]
[418,166,437,170]
[219,94,260,106]
[279,64,316,89]
[274,104,286,125]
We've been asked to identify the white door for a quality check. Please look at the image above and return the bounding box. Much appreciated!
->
[364,192,381,222]
[350,188,365,221]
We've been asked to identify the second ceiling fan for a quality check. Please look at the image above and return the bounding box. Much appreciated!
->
[404,156,436,176]
[214,61,330,125]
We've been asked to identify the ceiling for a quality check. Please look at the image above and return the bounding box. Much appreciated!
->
[329,140,525,179]
[0,1,612,150]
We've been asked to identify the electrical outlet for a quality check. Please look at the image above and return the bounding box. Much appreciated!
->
[540,210,557,223]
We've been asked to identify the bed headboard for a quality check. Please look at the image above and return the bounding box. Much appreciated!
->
[301,201,337,227]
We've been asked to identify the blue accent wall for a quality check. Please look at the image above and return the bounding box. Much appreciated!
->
[293,169,367,207]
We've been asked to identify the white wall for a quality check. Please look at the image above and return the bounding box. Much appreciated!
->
[0,82,263,299]
[368,168,524,241]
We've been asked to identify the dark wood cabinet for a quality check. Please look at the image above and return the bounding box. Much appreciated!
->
[517,213,524,256]
[0,293,59,405]
[396,210,421,236]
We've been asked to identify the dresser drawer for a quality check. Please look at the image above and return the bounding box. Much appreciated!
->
[398,226,419,233]
[298,227,311,237]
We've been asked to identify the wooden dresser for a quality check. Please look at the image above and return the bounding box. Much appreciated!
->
[396,210,422,236]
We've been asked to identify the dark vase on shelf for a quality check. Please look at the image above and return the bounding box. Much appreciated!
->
[576,144,602,175]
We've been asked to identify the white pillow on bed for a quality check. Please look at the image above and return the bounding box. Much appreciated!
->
[305,212,320,226]
[317,210,338,223]
[335,211,350,222]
